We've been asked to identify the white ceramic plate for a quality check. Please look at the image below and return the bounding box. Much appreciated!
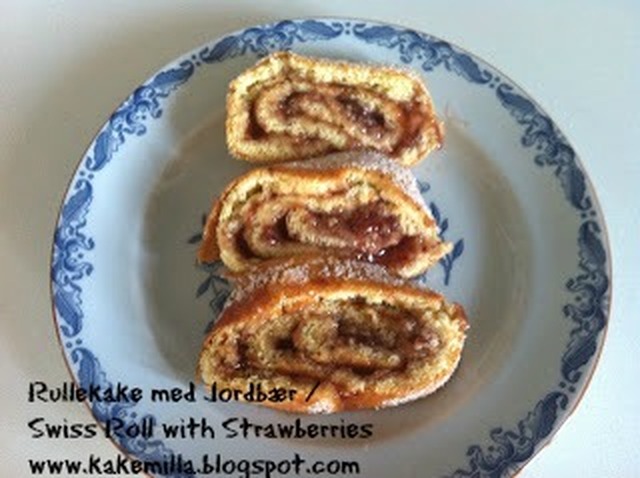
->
[51,18,611,478]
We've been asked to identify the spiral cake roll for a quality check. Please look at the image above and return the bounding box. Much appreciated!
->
[226,51,443,166]
[198,258,468,413]
[198,151,451,278]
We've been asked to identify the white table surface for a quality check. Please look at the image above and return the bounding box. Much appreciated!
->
[2,1,639,476]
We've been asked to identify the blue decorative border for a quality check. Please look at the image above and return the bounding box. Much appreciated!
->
[51,19,610,478]
[189,216,231,332]
[416,181,464,286]
[51,54,197,476]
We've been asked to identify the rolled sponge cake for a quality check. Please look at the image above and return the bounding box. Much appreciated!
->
[197,257,469,413]
[226,51,444,166]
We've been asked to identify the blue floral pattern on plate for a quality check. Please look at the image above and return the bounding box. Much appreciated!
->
[51,18,609,478]
[415,180,465,287]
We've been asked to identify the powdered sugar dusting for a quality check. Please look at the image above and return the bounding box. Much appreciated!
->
[225,260,311,307]
[315,258,406,287]
[224,257,414,310]
[306,398,334,414]
[280,151,430,215]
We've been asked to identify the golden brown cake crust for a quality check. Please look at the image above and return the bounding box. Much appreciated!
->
[226,51,443,166]
[197,152,451,278]
[197,257,468,414]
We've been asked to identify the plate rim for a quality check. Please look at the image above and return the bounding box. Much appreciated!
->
[49,16,612,478]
